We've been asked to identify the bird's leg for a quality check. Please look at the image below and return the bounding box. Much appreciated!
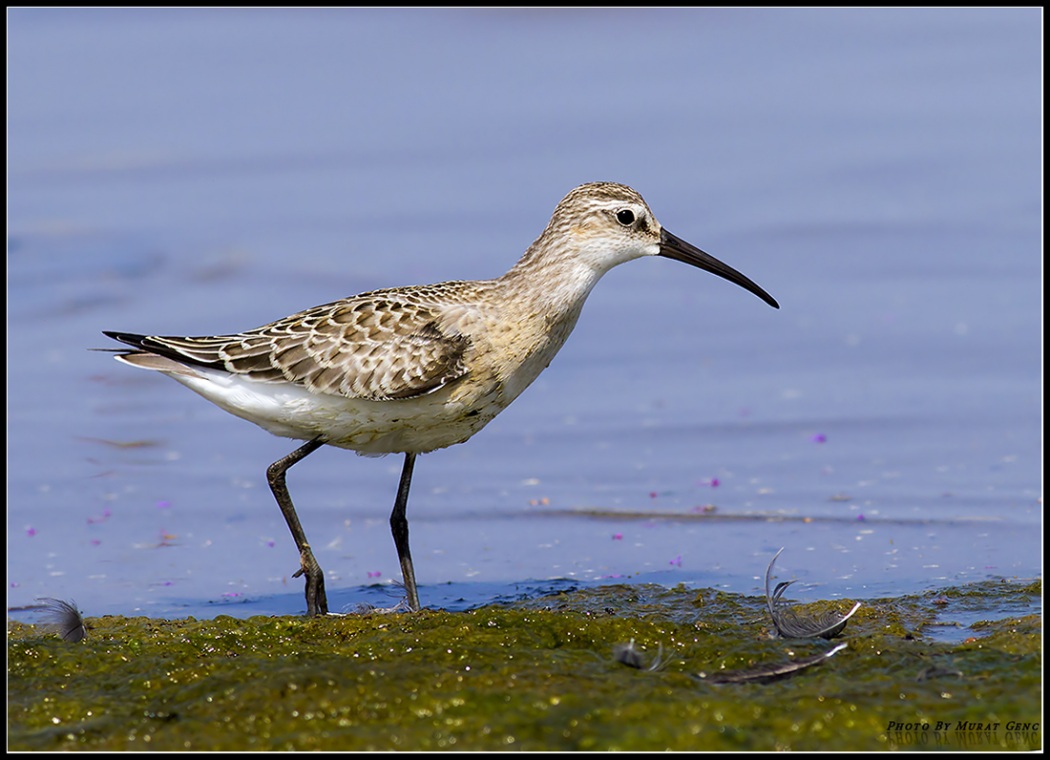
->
[390,452,421,611]
[267,438,327,616]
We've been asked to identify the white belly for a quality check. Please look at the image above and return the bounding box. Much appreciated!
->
[168,365,503,455]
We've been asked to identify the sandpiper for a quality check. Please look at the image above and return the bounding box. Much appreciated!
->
[104,182,778,616]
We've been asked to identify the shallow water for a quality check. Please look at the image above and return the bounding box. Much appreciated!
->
[7,8,1042,620]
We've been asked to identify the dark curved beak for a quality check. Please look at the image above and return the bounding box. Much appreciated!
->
[659,229,779,309]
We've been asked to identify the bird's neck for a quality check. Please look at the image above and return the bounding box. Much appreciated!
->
[497,238,607,321]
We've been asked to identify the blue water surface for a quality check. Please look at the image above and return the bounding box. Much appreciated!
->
[7,8,1041,620]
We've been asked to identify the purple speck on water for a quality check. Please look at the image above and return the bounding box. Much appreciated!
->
[367,571,382,579]
[811,433,827,443]
[612,533,623,541]
[669,554,682,567]
[25,526,36,537]
[87,508,112,525]
[156,500,172,509]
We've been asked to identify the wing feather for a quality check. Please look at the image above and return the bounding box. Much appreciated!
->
[104,288,475,401]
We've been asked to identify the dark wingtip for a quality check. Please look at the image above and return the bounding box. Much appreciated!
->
[103,331,151,350]
[101,330,225,371]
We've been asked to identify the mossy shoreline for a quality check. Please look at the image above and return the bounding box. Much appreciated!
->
[8,579,1041,751]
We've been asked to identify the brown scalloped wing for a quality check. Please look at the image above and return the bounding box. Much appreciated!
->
[137,294,472,402]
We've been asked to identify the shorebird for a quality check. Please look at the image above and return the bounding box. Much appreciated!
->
[104,182,778,616]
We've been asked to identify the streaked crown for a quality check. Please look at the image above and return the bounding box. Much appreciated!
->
[520,182,664,275]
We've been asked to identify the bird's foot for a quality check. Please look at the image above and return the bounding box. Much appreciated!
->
[292,545,328,616]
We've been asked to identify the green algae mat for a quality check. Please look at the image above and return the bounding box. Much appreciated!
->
[7,580,1041,751]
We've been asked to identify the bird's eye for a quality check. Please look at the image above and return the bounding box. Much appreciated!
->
[616,209,636,226]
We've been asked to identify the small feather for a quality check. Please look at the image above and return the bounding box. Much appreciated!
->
[697,643,848,684]
[612,639,667,671]
[36,598,88,643]
[764,548,860,639]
